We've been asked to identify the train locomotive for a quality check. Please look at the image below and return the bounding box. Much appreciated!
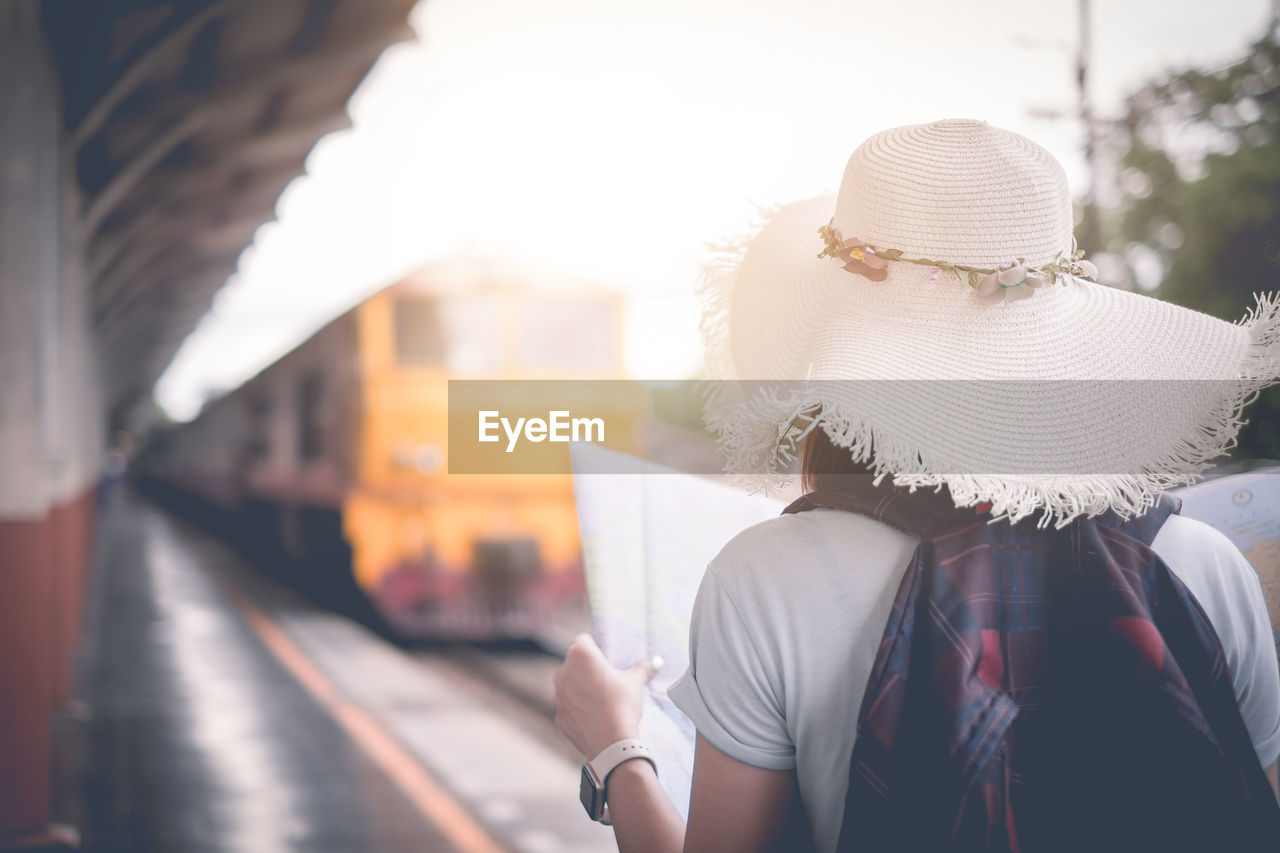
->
[139,262,627,638]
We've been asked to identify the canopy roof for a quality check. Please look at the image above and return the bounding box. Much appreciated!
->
[40,0,417,420]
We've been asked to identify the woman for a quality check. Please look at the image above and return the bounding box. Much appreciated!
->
[553,120,1280,852]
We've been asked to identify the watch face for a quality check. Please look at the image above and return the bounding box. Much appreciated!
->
[579,764,602,819]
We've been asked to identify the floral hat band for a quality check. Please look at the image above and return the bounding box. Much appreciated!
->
[817,220,1099,303]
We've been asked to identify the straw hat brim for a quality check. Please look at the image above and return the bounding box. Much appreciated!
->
[701,197,1280,526]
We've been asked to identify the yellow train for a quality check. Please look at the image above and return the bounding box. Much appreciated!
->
[140,262,629,638]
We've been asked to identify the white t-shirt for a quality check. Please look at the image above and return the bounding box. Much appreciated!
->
[668,509,1280,853]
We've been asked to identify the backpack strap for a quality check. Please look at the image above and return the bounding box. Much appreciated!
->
[1097,493,1182,547]
[783,478,974,538]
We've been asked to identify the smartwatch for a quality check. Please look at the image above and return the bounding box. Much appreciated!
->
[579,738,657,825]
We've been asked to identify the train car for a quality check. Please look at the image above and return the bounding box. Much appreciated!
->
[141,261,630,638]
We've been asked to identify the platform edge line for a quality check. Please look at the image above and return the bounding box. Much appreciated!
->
[205,563,508,853]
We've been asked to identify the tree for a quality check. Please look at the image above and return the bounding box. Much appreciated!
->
[1099,24,1280,461]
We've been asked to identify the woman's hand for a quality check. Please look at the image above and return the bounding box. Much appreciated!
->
[552,633,660,759]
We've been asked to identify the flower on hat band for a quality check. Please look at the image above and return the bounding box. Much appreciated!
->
[975,262,1051,303]
[816,225,889,281]
[817,219,1098,302]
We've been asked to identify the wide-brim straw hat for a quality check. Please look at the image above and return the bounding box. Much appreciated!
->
[702,119,1280,526]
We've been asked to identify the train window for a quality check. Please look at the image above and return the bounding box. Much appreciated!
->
[440,295,501,374]
[393,297,446,366]
[519,298,615,373]
[247,395,272,459]
[297,373,324,462]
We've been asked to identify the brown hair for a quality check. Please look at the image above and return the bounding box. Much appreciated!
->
[801,426,876,493]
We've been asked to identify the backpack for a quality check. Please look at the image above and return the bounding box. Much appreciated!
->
[785,481,1280,853]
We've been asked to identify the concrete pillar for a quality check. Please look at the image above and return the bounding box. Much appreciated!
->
[48,198,100,707]
[0,1,79,845]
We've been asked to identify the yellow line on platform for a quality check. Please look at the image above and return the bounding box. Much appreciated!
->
[207,566,506,853]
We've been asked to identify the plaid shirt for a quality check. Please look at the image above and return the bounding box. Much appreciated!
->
[785,481,1280,852]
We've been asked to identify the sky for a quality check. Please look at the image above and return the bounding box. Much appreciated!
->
[155,0,1275,421]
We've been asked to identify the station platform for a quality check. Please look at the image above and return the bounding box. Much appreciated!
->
[56,492,617,852]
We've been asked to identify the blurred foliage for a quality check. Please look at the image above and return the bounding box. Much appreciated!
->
[650,379,712,432]
[1100,25,1280,461]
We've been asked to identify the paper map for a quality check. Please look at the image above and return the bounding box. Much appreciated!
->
[572,447,1280,819]
[1175,467,1280,644]
[569,444,785,819]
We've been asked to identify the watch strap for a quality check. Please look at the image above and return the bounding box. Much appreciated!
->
[589,738,656,825]
[589,738,656,783]
[586,732,655,778]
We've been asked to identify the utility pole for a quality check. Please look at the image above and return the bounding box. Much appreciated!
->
[1077,0,1102,253]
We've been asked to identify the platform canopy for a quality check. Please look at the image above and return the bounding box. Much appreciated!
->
[38,0,417,421]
